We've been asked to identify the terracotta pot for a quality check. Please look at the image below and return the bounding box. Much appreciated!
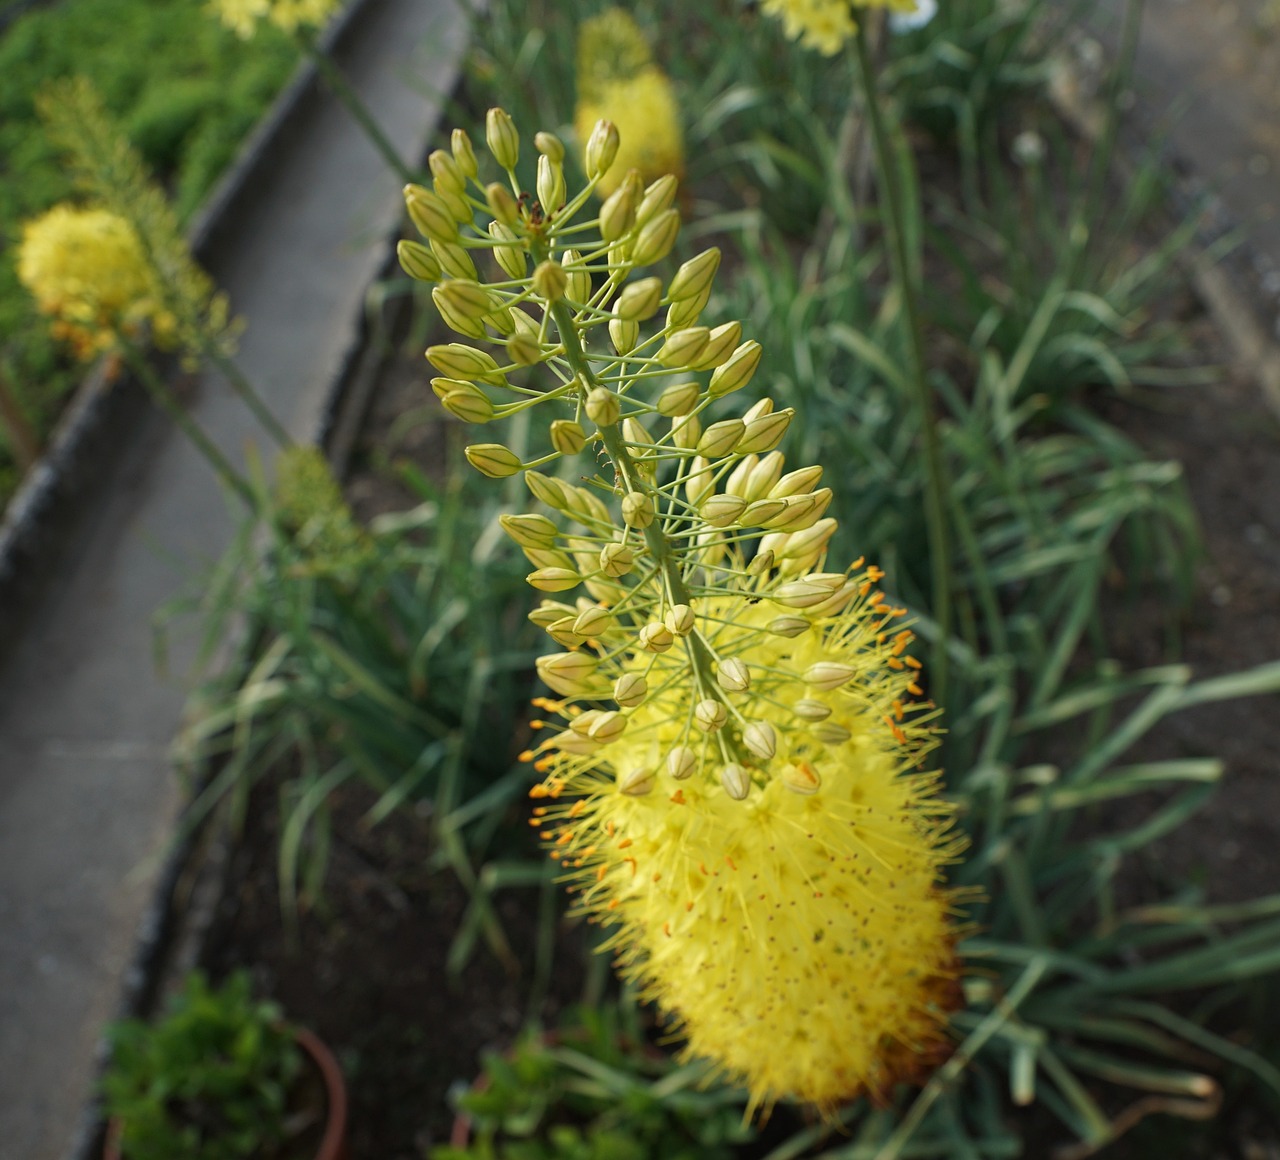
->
[104,1025,348,1160]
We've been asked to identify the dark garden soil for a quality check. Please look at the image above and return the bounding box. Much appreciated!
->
[197,155,1280,1160]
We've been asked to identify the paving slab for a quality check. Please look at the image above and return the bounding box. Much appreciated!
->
[0,2,468,1157]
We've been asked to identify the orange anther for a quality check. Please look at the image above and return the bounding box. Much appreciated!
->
[596,865,607,881]
[529,784,550,799]
[608,899,620,910]
[670,789,686,805]
[624,857,637,876]
[725,856,738,871]
[663,922,672,937]
[685,901,694,911]
[569,800,586,818]
[618,838,633,849]
[904,656,922,670]
[907,681,923,696]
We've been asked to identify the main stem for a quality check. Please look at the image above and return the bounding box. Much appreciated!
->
[852,30,952,704]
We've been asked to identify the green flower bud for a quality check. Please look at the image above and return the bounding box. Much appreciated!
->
[488,222,527,280]
[725,454,758,498]
[588,710,628,742]
[812,721,852,745]
[695,698,727,732]
[639,621,674,652]
[614,672,648,708]
[534,131,565,163]
[762,493,820,533]
[525,470,571,511]
[427,343,505,384]
[803,662,857,691]
[585,119,621,180]
[748,548,775,575]
[622,417,655,456]
[744,396,774,420]
[527,567,581,592]
[465,442,522,478]
[738,406,794,454]
[739,498,788,527]
[440,386,494,423]
[708,340,763,397]
[793,698,832,721]
[689,321,742,371]
[721,762,750,800]
[435,278,493,320]
[771,464,824,498]
[743,721,777,760]
[536,650,599,696]
[428,149,465,195]
[684,456,714,505]
[666,286,710,330]
[528,601,577,628]
[430,240,478,281]
[631,207,680,266]
[536,154,566,214]
[550,419,587,456]
[609,318,639,354]
[485,107,519,170]
[573,606,613,637]
[523,546,573,571]
[671,413,701,450]
[621,491,654,528]
[744,452,785,502]
[696,418,745,459]
[499,512,558,549]
[585,387,621,427]
[406,184,457,244]
[656,380,701,416]
[768,615,811,638]
[599,173,640,241]
[778,518,838,567]
[436,184,472,224]
[616,277,663,321]
[397,239,441,282]
[636,174,679,228]
[668,248,721,301]
[562,251,592,303]
[532,260,568,301]
[546,617,585,649]
[656,326,710,368]
[618,766,655,796]
[451,128,478,178]
[599,541,635,577]
[507,333,542,366]
[664,603,696,636]
[486,182,520,229]
[667,745,697,780]
[701,493,747,528]
[773,573,844,608]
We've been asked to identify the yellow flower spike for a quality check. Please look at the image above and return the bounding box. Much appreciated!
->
[397,239,441,282]
[211,0,338,38]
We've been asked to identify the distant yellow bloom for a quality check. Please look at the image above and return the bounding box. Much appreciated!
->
[209,0,338,38]
[17,204,174,360]
[762,0,919,54]
[274,445,372,576]
[574,9,683,197]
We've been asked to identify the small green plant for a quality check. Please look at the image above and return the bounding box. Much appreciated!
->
[433,1005,751,1160]
[101,972,306,1160]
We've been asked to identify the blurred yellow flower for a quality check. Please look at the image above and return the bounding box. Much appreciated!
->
[210,0,338,38]
[762,0,920,54]
[17,204,174,360]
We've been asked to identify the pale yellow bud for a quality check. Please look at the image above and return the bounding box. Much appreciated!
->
[562,250,592,303]
[536,650,599,695]
[536,154,566,213]
[724,454,758,498]
[614,672,648,708]
[429,149,466,196]
[748,548,775,575]
[656,380,701,417]
[667,746,697,780]
[812,721,852,745]
[684,456,714,505]
[609,317,639,355]
[668,247,721,301]
[532,260,568,301]
[545,617,585,649]
[689,321,742,371]
[430,240,478,281]
[534,131,565,163]
[720,762,751,801]
[708,340,763,397]
[638,621,674,652]
[738,407,794,455]
[783,762,822,795]
[599,173,640,241]
[585,387,621,427]
[485,182,520,229]
[717,657,751,692]
[763,493,822,533]
[500,512,558,549]
[488,222,527,280]
[588,710,628,742]
[778,518,838,569]
[768,615,811,638]
[440,387,494,423]
[794,698,831,721]
[432,288,486,339]
[523,546,572,570]
[631,207,680,266]
[427,343,505,385]
[700,493,746,528]
[550,729,599,756]
[465,442,522,478]
[694,698,728,732]
[619,766,655,796]
[507,333,542,366]
[397,239,440,282]
[622,417,654,452]
[664,603,696,636]
[743,721,777,760]
[485,107,519,170]
[773,573,844,608]
[528,601,577,629]
[636,174,679,227]
[696,418,745,459]
[451,128,478,178]
[585,119,621,180]
[744,452,785,502]
[599,542,635,577]
[771,464,823,498]
[550,419,587,456]
[566,485,612,526]
[406,184,456,243]
[616,277,663,321]
[486,304,516,336]
[657,326,710,369]
[525,470,571,510]
[739,498,788,527]
[527,567,581,592]
[803,662,857,691]
[573,606,613,637]
[669,414,699,450]
[621,491,655,528]
[434,278,492,320]
[666,286,710,330]
[435,184,472,225]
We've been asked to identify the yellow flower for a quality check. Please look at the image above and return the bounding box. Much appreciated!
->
[17,204,174,360]
[273,445,373,577]
[574,10,683,197]
[209,0,338,38]
[761,0,920,54]
[529,556,963,1113]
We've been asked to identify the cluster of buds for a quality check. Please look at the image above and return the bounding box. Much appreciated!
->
[400,109,962,1115]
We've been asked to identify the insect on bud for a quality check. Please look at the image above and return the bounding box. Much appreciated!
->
[585,119,621,180]
[621,491,655,529]
[532,260,568,302]
[667,746,697,780]
[464,443,522,478]
[614,672,648,708]
[743,721,777,761]
[717,658,751,692]
[549,419,587,456]
[585,387,621,427]
[485,107,519,170]
[451,128,478,178]
[397,239,440,282]
[720,762,750,801]
[664,603,696,636]
[695,699,727,732]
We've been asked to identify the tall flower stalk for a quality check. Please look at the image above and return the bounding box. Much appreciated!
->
[400,109,965,1113]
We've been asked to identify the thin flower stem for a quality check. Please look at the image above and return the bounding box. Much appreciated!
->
[851,29,952,705]
[198,341,292,447]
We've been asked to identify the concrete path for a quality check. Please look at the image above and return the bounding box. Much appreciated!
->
[0,2,466,1157]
